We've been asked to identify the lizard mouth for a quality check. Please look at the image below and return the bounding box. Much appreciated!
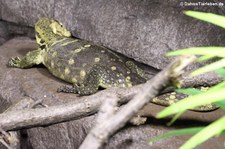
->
[49,21,71,37]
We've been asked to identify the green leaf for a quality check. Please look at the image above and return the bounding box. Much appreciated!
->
[215,100,225,110]
[149,127,204,143]
[191,58,225,76]
[214,68,225,79]
[208,81,225,91]
[166,47,225,57]
[176,88,202,95]
[167,112,184,126]
[180,115,225,149]
[157,87,225,118]
[184,11,225,29]
[197,55,216,62]
[221,130,225,135]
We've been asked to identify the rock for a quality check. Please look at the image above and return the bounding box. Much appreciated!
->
[0,37,225,148]
[0,20,34,45]
[1,0,225,69]
[0,21,9,45]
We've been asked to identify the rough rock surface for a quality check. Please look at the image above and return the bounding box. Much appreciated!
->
[0,20,34,45]
[1,37,225,149]
[1,0,225,148]
[1,0,225,69]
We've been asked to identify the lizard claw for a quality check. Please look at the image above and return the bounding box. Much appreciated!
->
[8,57,21,67]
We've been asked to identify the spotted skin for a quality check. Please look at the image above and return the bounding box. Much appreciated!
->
[8,17,147,95]
[8,17,217,111]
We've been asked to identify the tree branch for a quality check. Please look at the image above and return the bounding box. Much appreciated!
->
[0,86,136,131]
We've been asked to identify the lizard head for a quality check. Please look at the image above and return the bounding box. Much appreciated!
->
[35,17,71,46]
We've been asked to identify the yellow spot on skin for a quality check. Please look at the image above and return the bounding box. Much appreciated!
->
[52,51,57,57]
[64,67,70,75]
[60,74,65,79]
[111,66,117,71]
[126,76,131,80]
[165,97,170,101]
[72,78,77,83]
[169,95,176,100]
[118,79,123,83]
[75,48,81,53]
[51,61,54,68]
[200,87,209,92]
[68,59,74,65]
[127,83,132,87]
[82,63,87,67]
[168,100,175,105]
[152,97,158,102]
[125,76,132,87]
[95,57,100,62]
[206,104,212,108]
[80,70,86,79]
[84,44,91,48]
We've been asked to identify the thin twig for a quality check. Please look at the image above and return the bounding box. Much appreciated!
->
[0,139,12,149]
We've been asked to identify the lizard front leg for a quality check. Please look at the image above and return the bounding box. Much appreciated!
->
[8,49,44,68]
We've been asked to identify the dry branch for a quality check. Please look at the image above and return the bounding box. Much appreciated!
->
[79,55,196,149]
[0,98,35,149]
[0,86,136,131]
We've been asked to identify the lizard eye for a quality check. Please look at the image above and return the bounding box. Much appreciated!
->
[52,20,64,27]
